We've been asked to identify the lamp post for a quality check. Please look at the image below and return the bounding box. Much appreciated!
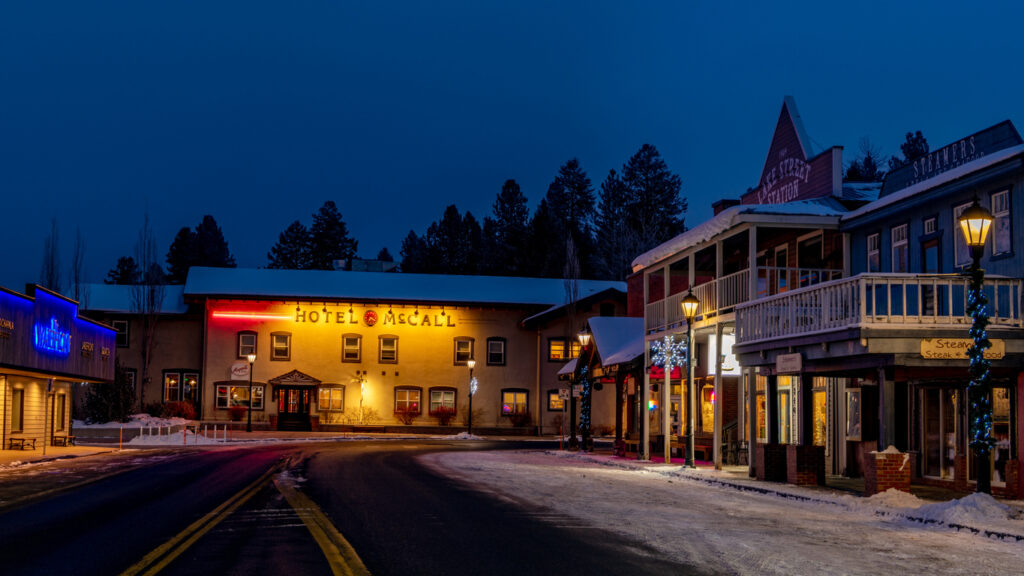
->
[577,327,593,452]
[467,358,476,436]
[681,289,700,468]
[246,353,256,433]
[958,197,995,494]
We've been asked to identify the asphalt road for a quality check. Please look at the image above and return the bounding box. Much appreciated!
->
[0,441,701,575]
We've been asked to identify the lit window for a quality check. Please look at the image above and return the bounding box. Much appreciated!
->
[548,339,581,361]
[891,224,908,273]
[319,386,345,424]
[501,389,528,415]
[379,336,398,363]
[487,338,506,366]
[454,338,473,364]
[271,333,291,361]
[113,320,130,348]
[395,387,421,413]
[866,233,880,273]
[342,335,361,363]
[548,389,565,411]
[183,373,199,404]
[429,388,456,413]
[216,384,264,409]
[238,332,257,358]
[992,190,1011,256]
[164,372,180,402]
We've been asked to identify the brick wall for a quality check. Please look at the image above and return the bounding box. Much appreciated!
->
[954,454,968,492]
[756,443,788,482]
[864,450,911,496]
[1003,460,1020,499]
[786,445,825,486]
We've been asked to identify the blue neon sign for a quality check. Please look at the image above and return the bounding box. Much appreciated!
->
[34,316,72,356]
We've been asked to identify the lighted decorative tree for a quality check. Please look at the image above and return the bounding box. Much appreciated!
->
[651,334,686,464]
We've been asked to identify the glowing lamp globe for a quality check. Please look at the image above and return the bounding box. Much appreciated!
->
[681,290,700,322]
[958,199,993,248]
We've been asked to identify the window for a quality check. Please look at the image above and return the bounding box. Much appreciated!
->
[866,233,880,273]
[216,384,264,410]
[453,337,474,365]
[56,394,66,432]
[182,373,199,404]
[992,190,1011,256]
[164,372,180,402]
[271,332,291,361]
[501,389,529,415]
[891,224,908,273]
[954,201,972,268]
[548,389,565,411]
[429,388,456,414]
[113,320,130,348]
[379,336,398,363]
[548,338,581,361]
[600,303,615,317]
[318,386,345,424]
[486,338,506,366]
[755,375,767,443]
[923,217,937,235]
[395,387,421,413]
[342,335,361,363]
[238,331,257,358]
[11,388,24,433]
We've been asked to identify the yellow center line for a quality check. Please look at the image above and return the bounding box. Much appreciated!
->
[274,476,372,576]
[119,463,281,576]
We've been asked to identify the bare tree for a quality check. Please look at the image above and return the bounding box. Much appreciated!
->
[69,228,89,307]
[132,214,165,410]
[40,218,62,293]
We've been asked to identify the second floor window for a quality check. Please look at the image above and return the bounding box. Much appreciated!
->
[548,338,580,361]
[866,233,880,273]
[342,335,361,363]
[954,202,972,268]
[238,331,257,358]
[271,333,291,360]
[380,336,398,363]
[487,338,506,366]
[113,320,130,348]
[992,190,1012,256]
[454,338,474,365]
[891,224,908,273]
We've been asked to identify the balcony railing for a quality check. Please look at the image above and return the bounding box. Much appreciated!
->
[645,267,841,333]
[735,273,1024,345]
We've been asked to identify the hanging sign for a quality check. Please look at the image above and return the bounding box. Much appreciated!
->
[776,353,802,374]
[558,388,570,401]
[572,385,582,397]
[921,338,1005,360]
[230,361,250,380]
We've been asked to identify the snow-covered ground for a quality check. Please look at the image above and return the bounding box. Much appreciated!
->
[73,413,192,429]
[421,450,1024,575]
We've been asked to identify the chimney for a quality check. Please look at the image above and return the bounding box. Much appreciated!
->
[712,198,741,215]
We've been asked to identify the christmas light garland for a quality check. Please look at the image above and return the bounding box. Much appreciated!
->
[967,266,994,457]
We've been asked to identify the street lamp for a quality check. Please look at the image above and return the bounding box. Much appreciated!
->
[682,289,700,468]
[958,197,995,494]
[577,327,593,452]
[467,358,476,436]
[246,353,256,433]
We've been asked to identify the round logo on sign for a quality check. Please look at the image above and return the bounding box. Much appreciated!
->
[363,310,378,326]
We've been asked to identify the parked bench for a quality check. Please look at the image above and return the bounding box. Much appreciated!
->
[8,437,36,450]
[51,435,75,447]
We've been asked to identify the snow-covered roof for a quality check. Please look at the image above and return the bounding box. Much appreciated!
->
[557,357,578,376]
[842,143,1024,222]
[82,284,189,315]
[841,182,883,203]
[588,316,644,366]
[631,197,848,271]
[184,267,626,307]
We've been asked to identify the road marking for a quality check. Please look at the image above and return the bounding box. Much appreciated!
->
[119,463,281,576]
[274,476,371,576]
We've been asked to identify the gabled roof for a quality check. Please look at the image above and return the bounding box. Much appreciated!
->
[520,287,628,329]
[185,267,626,308]
[588,317,644,367]
[81,284,189,315]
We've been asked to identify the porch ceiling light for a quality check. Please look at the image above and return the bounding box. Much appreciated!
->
[958,198,994,248]
[681,290,700,322]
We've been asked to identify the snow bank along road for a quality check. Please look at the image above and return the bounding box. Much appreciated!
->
[422,450,1024,576]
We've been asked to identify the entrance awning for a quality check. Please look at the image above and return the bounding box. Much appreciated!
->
[268,369,322,388]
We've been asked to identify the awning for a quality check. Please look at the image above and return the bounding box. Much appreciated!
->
[268,369,322,388]
[588,317,644,367]
[557,358,578,377]
[648,366,682,379]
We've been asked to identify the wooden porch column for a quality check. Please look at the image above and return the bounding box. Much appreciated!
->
[748,225,758,300]
[713,323,724,469]
[747,367,757,476]
[642,346,651,461]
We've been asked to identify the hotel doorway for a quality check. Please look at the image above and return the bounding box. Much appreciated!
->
[277,386,313,431]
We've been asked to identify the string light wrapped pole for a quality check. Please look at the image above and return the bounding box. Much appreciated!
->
[577,327,593,452]
[246,353,256,433]
[467,359,476,436]
[651,333,686,464]
[681,290,700,468]
[959,198,995,494]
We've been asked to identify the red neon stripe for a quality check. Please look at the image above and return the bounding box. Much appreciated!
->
[211,312,290,320]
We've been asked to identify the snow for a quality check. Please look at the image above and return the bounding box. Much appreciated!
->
[556,358,577,376]
[82,284,188,314]
[421,450,1024,575]
[433,432,486,440]
[185,267,626,307]
[587,316,643,366]
[74,413,191,428]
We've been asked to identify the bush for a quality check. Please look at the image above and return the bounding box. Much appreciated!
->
[394,408,418,425]
[228,405,247,421]
[142,402,164,417]
[430,406,457,426]
[82,360,135,424]
[509,411,532,428]
[343,406,381,425]
[162,401,197,420]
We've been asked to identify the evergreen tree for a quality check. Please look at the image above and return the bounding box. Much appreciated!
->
[845,138,886,182]
[267,220,312,269]
[423,205,480,274]
[888,131,929,171]
[484,179,530,276]
[376,247,394,262]
[309,201,358,270]
[524,199,563,278]
[596,169,641,280]
[620,144,686,253]
[194,215,236,269]
[165,226,198,284]
[399,230,429,273]
[105,256,142,284]
[542,158,598,278]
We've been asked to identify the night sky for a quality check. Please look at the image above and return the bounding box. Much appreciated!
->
[2,2,1023,290]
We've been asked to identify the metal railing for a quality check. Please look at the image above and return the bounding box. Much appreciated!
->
[735,273,1024,345]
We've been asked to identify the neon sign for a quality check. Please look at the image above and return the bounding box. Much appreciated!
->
[34,317,71,356]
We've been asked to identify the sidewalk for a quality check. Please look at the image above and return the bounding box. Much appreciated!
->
[0,444,116,468]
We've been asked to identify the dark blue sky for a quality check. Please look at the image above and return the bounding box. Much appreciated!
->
[2,2,1023,290]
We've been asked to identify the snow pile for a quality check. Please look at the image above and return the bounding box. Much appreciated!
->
[74,413,191,428]
[866,487,925,509]
[433,432,486,440]
[913,492,1020,525]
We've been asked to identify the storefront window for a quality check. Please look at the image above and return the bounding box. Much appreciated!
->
[778,376,799,444]
[970,387,1012,485]
[216,384,264,410]
[812,378,827,447]
[846,389,862,441]
[923,388,956,479]
[701,384,714,433]
[319,387,345,424]
[755,375,767,443]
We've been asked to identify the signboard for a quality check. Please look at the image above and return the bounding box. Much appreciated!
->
[921,338,1005,360]
[572,385,582,398]
[230,361,250,380]
[776,353,802,374]
[708,333,741,376]
[558,389,570,401]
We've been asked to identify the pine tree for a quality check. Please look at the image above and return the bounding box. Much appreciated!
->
[267,220,312,269]
[888,131,929,171]
[165,227,198,284]
[399,230,429,273]
[524,199,562,278]
[845,138,886,182]
[309,201,358,270]
[543,158,598,278]
[620,144,685,253]
[596,169,641,280]
[194,215,236,269]
[376,247,394,262]
[424,205,479,274]
[484,179,530,276]
[105,256,142,284]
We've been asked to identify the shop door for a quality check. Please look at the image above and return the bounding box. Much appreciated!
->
[277,388,312,431]
[922,388,956,479]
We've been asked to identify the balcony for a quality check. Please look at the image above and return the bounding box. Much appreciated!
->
[645,267,842,333]
[735,273,1024,346]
